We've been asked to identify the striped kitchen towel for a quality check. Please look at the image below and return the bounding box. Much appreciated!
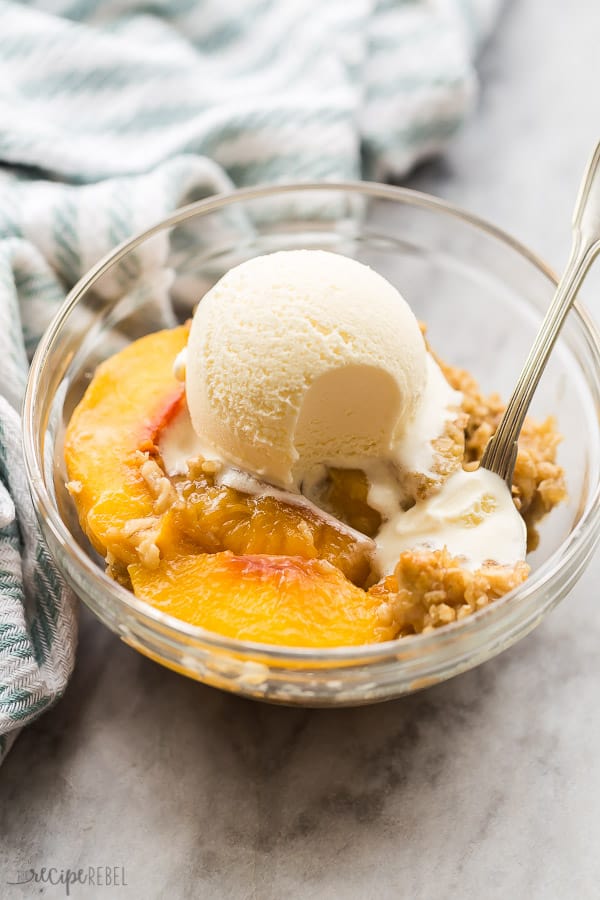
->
[0,0,502,762]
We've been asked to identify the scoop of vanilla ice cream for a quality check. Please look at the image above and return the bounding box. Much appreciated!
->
[185,250,428,489]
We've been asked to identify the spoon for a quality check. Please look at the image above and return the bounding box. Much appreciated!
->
[481,139,600,487]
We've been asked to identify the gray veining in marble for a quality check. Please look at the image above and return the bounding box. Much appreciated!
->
[3,1,600,897]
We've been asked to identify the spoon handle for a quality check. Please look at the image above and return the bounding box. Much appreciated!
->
[481,140,600,486]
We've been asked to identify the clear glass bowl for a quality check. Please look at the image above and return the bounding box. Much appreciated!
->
[23,183,600,706]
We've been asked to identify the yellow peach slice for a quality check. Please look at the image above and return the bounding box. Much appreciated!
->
[64,326,188,561]
[129,552,399,648]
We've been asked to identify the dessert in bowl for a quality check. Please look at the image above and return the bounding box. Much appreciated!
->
[23,183,600,704]
[63,249,562,645]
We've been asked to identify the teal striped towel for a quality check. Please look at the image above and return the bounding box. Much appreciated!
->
[0,0,501,761]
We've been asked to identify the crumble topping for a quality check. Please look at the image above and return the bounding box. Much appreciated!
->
[369,548,530,636]
[405,407,468,500]
[103,453,179,572]
[139,455,178,514]
[106,515,162,570]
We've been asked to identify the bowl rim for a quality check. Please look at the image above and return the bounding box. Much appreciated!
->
[22,179,600,663]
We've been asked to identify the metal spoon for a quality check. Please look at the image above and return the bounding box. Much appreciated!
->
[481,139,600,487]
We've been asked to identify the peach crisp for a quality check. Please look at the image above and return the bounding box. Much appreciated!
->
[65,253,566,646]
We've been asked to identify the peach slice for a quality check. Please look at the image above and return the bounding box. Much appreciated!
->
[64,326,188,563]
[129,552,400,647]
[171,473,372,585]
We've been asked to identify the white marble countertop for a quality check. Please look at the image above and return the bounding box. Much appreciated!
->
[3,1,600,897]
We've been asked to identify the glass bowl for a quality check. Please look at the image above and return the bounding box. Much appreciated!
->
[23,183,600,706]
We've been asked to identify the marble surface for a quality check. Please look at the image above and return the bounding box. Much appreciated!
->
[3,1,600,897]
